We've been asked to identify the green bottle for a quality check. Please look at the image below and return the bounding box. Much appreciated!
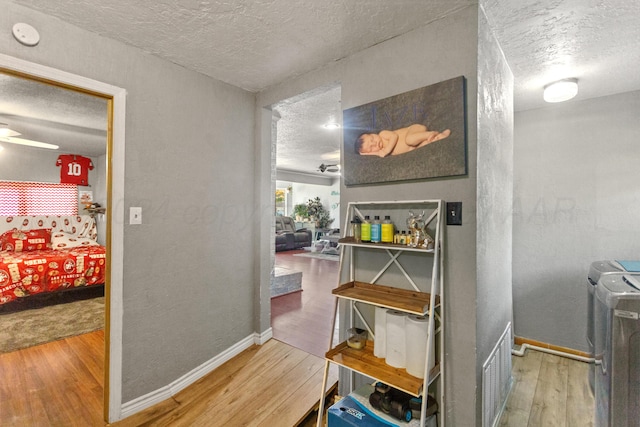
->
[361,216,371,242]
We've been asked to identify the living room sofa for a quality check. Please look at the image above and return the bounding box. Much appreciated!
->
[275,216,312,251]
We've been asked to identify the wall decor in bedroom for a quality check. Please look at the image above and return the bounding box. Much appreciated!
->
[343,76,467,186]
[56,154,94,186]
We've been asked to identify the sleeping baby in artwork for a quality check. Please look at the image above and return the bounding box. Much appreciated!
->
[355,124,451,157]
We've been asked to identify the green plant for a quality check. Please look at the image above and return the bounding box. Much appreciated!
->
[293,203,308,219]
[316,209,333,229]
[306,197,334,229]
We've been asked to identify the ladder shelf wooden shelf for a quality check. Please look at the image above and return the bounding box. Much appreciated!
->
[325,340,441,397]
[316,199,445,427]
[332,281,439,316]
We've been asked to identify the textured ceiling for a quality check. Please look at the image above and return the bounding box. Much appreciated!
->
[4,0,640,174]
[0,74,106,130]
[0,73,107,157]
[10,0,473,92]
[274,85,342,177]
[484,0,640,111]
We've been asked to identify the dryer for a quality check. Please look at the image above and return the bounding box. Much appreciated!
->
[587,261,627,391]
[594,273,640,427]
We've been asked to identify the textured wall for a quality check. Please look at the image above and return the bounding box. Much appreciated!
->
[513,90,640,351]
[259,5,480,425]
[476,6,514,422]
[1,1,256,405]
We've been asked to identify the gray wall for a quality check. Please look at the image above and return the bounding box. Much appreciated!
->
[476,7,514,421]
[513,90,640,352]
[1,1,256,404]
[259,6,483,425]
[0,143,99,189]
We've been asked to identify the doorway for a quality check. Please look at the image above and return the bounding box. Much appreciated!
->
[0,54,126,423]
[269,84,342,356]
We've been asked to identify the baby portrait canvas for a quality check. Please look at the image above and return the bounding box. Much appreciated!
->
[343,76,467,186]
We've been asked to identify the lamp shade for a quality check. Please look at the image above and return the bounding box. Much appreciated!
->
[544,78,578,103]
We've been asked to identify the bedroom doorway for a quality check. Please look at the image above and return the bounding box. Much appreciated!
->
[0,55,126,424]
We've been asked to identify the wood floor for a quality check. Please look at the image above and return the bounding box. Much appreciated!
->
[0,330,105,427]
[0,250,340,427]
[271,249,340,358]
[499,349,594,427]
[0,252,596,426]
[110,339,338,427]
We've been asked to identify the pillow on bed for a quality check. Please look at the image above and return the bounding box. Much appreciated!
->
[51,231,100,250]
[0,228,52,252]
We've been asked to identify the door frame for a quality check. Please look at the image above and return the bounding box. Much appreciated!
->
[0,53,126,423]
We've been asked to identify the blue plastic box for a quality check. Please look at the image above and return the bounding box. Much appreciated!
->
[327,384,436,427]
[328,393,397,427]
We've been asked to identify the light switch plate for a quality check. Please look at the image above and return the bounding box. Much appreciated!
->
[130,207,142,225]
[446,202,462,226]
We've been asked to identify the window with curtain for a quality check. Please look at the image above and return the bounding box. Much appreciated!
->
[0,181,78,216]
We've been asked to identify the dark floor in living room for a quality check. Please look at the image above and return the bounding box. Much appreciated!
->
[271,249,339,359]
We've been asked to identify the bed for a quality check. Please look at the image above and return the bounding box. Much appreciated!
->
[0,215,106,305]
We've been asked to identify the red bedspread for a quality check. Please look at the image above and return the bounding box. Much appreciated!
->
[0,246,106,305]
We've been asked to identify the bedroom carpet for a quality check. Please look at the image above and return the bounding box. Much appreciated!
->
[0,293,104,353]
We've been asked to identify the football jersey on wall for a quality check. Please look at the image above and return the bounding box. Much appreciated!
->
[56,155,93,186]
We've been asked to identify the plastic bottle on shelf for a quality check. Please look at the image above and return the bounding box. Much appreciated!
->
[361,216,371,242]
[371,216,382,243]
[400,230,408,245]
[406,230,413,246]
[381,215,394,243]
[350,216,362,242]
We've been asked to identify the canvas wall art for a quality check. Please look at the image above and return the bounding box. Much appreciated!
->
[343,76,467,186]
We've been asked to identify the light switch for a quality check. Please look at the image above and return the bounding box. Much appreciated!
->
[130,207,142,225]
[446,202,462,226]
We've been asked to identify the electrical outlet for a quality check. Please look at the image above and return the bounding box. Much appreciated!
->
[130,207,142,225]
[446,202,462,226]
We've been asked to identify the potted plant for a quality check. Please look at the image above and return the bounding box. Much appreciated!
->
[293,203,309,221]
[306,197,334,229]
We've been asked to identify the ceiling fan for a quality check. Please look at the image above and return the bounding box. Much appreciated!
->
[318,163,340,173]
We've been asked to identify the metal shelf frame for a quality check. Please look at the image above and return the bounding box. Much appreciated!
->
[316,199,445,427]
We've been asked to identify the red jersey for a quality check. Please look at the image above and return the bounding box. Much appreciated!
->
[56,155,94,186]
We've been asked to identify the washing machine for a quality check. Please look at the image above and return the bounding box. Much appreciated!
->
[594,273,640,427]
[587,261,627,391]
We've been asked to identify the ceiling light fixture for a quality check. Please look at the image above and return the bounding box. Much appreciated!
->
[543,78,578,103]
[323,121,341,130]
[0,136,59,150]
[0,123,21,137]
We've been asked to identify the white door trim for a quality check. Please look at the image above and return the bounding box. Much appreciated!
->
[0,53,126,423]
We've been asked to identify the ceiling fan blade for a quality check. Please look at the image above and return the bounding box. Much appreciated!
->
[318,163,340,173]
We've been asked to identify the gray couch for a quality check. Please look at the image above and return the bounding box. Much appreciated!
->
[275,216,312,251]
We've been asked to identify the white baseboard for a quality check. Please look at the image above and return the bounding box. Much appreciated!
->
[254,327,273,344]
[120,329,273,420]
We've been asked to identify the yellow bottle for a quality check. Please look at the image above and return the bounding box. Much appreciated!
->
[381,215,394,243]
